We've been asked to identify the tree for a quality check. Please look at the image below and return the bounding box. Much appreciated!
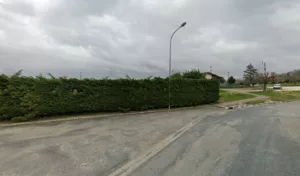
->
[227,76,236,84]
[170,72,182,79]
[220,77,226,84]
[292,69,300,84]
[276,70,300,84]
[167,69,204,80]
[257,73,269,92]
[276,73,286,83]
[243,64,258,86]
[269,72,277,84]
[182,69,204,79]
[287,71,297,84]
[235,79,245,86]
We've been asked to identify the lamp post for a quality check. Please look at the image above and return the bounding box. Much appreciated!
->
[169,22,187,110]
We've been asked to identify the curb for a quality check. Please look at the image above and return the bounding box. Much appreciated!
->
[279,99,300,103]
[222,99,300,110]
[0,104,215,128]
[216,97,269,108]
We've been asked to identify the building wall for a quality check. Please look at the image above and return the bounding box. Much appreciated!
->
[205,74,212,80]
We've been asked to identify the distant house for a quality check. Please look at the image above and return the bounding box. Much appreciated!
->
[204,72,223,80]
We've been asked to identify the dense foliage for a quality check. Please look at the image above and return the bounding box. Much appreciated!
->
[243,64,258,86]
[0,75,219,121]
[277,69,300,84]
[169,69,204,79]
[227,76,236,84]
[219,77,226,84]
[182,69,205,79]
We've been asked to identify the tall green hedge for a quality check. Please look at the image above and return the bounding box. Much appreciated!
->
[0,75,219,121]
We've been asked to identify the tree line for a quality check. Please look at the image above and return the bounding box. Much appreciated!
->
[242,63,300,91]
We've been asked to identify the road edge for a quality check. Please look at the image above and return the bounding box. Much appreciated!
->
[0,104,215,127]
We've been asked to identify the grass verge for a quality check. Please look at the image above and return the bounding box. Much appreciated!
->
[251,91,300,101]
[218,90,256,103]
[245,100,266,105]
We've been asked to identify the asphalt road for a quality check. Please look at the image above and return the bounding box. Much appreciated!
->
[131,102,300,176]
[0,106,222,176]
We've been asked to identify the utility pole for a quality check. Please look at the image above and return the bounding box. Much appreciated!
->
[210,66,212,73]
[80,72,82,80]
[228,72,230,80]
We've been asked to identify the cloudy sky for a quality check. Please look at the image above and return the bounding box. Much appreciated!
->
[1,0,300,79]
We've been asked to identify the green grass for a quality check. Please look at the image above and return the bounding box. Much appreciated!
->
[251,91,300,101]
[218,90,256,103]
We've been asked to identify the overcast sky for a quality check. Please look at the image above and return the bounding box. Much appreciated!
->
[1,0,300,79]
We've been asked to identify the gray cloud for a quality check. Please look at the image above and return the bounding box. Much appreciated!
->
[1,0,300,79]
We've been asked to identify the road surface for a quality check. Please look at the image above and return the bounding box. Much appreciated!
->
[279,86,300,91]
[266,86,300,91]
[0,106,222,176]
[131,102,300,176]
[1,102,300,176]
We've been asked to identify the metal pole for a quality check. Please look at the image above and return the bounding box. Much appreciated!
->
[169,24,186,110]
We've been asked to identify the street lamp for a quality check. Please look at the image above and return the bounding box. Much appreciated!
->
[169,22,187,110]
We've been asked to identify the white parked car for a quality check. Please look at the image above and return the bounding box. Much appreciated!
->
[273,84,282,90]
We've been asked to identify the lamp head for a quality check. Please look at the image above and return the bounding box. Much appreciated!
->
[181,22,187,27]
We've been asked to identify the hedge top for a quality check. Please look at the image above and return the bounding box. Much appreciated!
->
[0,75,219,121]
